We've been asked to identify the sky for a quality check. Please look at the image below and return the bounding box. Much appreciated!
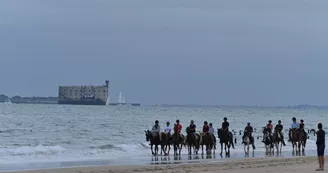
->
[0,0,328,106]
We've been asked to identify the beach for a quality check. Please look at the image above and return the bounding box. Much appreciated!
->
[0,104,327,171]
[5,156,324,173]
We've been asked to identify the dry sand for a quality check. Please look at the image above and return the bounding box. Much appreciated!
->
[5,156,325,173]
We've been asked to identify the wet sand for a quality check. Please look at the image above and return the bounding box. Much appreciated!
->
[4,156,325,173]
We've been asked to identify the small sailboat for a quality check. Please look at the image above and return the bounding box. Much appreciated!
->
[4,98,12,104]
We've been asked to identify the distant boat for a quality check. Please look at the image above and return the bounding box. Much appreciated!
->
[108,92,140,106]
[4,98,12,104]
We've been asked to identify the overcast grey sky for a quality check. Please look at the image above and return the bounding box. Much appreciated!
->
[0,0,327,106]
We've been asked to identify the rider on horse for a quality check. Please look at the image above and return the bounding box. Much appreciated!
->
[209,123,216,144]
[299,119,307,139]
[152,120,161,141]
[243,122,255,149]
[275,120,286,146]
[189,120,196,138]
[175,119,183,140]
[267,120,273,133]
[221,117,229,132]
[262,120,273,142]
[203,121,209,133]
[289,117,299,142]
[164,121,171,134]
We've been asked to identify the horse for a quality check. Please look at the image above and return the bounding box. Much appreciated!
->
[172,132,185,156]
[145,130,161,156]
[263,127,274,154]
[160,132,171,156]
[217,128,234,156]
[200,132,215,155]
[243,131,254,155]
[290,128,299,154]
[171,124,185,156]
[185,127,200,155]
[272,129,284,154]
[298,129,307,153]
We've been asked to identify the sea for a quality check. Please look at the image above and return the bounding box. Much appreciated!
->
[0,103,327,172]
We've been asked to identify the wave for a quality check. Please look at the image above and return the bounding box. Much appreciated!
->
[0,145,66,156]
[89,144,119,150]
[89,142,149,152]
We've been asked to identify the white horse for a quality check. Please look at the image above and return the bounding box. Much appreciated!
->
[243,132,254,155]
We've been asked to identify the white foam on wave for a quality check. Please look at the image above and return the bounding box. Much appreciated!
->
[0,145,66,156]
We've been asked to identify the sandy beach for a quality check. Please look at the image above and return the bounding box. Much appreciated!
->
[5,156,325,173]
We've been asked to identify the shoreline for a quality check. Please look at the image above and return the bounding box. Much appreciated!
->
[4,156,325,173]
[0,149,318,172]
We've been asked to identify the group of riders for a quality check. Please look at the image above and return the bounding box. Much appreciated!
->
[151,117,230,144]
[243,117,308,149]
[150,116,307,148]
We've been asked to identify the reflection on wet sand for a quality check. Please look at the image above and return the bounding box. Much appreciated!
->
[150,149,313,166]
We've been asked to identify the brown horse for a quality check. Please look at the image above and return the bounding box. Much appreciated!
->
[298,130,306,153]
[186,127,200,155]
[290,129,298,154]
[172,124,185,156]
[200,132,215,155]
[145,130,161,156]
[160,132,171,156]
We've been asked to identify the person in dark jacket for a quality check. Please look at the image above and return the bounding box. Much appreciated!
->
[274,120,286,146]
[316,123,325,171]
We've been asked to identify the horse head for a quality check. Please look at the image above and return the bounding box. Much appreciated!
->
[217,128,221,139]
[145,130,150,141]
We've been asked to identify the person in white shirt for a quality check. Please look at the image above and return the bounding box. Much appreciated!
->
[152,120,161,141]
[164,121,171,134]
[209,123,216,144]
[289,117,299,141]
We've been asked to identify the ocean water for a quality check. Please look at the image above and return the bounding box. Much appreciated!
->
[0,104,327,171]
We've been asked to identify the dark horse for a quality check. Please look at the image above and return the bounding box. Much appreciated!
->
[145,130,161,156]
[200,132,215,155]
[298,129,307,153]
[217,129,234,156]
[172,125,185,156]
[263,127,274,154]
[160,132,171,156]
[186,127,200,155]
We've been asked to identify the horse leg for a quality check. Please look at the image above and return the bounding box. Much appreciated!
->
[244,144,246,155]
[179,144,182,155]
[220,142,223,155]
[247,143,250,155]
[225,143,227,154]
[201,144,204,155]
[151,144,154,155]
[160,144,163,156]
